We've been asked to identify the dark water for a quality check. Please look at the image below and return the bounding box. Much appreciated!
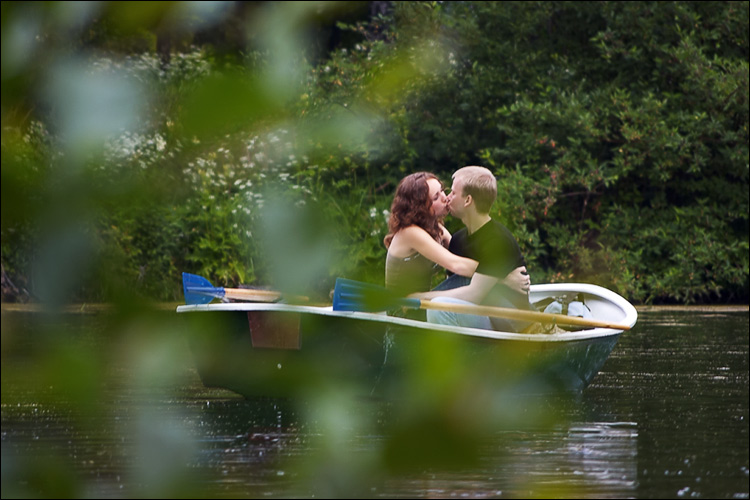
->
[2,308,748,498]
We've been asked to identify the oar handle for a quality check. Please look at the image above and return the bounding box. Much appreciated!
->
[417,300,631,331]
[224,288,309,303]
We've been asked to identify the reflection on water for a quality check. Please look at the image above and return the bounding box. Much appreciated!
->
[2,309,748,498]
[182,397,642,498]
[384,421,639,499]
[496,422,639,498]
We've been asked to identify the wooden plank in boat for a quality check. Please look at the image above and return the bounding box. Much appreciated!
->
[248,311,301,350]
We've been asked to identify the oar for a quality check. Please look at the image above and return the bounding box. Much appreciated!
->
[182,272,308,305]
[332,278,631,331]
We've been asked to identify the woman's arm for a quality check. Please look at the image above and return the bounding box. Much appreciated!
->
[400,226,478,277]
[409,272,497,303]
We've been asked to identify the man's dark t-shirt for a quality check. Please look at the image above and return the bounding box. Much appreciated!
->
[449,220,530,315]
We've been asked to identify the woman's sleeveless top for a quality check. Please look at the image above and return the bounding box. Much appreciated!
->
[385,251,439,297]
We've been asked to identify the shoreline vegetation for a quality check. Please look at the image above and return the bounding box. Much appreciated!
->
[2,2,747,307]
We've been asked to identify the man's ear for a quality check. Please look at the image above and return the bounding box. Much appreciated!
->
[464,194,473,207]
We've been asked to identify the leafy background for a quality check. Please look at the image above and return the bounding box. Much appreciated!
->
[2,1,748,305]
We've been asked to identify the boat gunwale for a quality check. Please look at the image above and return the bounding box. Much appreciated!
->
[177,283,636,343]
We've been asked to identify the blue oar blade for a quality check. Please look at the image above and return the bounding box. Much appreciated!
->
[182,272,226,305]
[332,278,418,312]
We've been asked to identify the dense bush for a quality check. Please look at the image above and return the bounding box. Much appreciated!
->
[1,1,747,304]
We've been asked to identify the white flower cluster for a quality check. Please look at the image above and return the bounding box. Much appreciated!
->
[21,50,344,237]
[179,128,318,219]
[103,131,178,170]
[87,51,313,220]
[368,207,390,236]
[89,48,211,85]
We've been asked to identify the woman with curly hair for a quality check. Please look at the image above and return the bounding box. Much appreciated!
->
[384,172,478,297]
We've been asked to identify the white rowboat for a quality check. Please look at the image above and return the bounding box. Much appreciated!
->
[177,283,637,398]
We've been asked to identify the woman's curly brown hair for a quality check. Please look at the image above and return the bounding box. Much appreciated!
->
[384,172,443,248]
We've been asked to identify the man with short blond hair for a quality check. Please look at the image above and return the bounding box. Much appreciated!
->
[409,166,532,332]
[450,166,497,213]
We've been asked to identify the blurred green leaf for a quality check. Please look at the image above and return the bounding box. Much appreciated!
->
[180,71,283,139]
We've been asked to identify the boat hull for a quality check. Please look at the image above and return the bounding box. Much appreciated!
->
[178,284,637,399]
